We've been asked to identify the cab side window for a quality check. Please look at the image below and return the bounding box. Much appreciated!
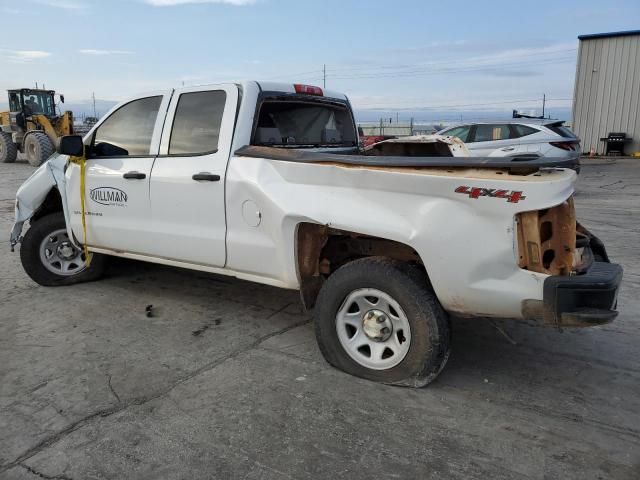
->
[9,93,20,112]
[169,90,226,155]
[92,96,162,157]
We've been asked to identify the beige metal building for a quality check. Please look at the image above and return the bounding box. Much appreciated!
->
[572,30,640,155]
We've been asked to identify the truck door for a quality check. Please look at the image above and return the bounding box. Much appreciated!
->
[66,92,172,254]
[145,84,239,267]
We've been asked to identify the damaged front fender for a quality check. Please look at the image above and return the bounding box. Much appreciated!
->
[10,154,74,250]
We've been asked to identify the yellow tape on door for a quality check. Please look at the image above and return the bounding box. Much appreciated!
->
[69,155,92,267]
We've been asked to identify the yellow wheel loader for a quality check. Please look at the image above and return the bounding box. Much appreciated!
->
[0,88,74,166]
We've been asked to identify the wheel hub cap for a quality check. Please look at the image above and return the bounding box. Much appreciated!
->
[39,228,87,276]
[335,288,412,370]
[362,309,393,342]
[57,242,77,259]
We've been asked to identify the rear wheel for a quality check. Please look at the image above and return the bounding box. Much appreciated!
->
[20,213,106,286]
[314,257,451,387]
[24,132,54,167]
[0,132,17,163]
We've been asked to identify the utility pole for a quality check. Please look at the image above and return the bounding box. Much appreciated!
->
[323,64,326,89]
[542,93,546,119]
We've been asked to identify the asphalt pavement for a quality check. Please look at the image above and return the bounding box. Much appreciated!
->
[1,157,638,479]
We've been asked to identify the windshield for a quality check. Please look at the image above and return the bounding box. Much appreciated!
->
[21,91,56,116]
[253,100,357,147]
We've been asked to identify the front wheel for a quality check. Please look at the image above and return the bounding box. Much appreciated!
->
[20,213,106,286]
[314,257,451,387]
[0,132,17,163]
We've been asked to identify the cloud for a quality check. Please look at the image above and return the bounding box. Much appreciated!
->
[1,50,52,63]
[144,0,256,6]
[31,0,88,10]
[79,49,134,55]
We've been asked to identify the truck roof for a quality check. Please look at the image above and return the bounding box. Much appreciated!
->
[244,81,348,102]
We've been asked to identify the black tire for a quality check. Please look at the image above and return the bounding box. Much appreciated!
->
[20,212,106,286]
[314,257,451,387]
[24,132,54,167]
[0,132,17,163]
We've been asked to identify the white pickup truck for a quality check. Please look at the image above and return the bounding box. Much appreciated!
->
[10,81,622,387]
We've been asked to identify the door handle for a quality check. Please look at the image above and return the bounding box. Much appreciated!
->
[192,172,221,182]
[501,146,515,151]
[123,171,146,179]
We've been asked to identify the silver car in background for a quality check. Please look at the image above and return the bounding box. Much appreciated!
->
[438,120,581,169]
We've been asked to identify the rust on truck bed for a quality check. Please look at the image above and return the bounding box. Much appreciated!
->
[234,145,579,170]
[296,223,422,310]
[516,198,578,276]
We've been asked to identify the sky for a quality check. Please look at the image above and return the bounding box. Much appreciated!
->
[1,0,639,123]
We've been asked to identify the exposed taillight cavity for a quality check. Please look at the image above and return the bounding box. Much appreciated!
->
[294,84,323,96]
[550,141,579,151]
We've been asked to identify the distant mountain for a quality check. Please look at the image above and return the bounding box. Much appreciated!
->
[0,100,571,127]
[355,107,571,124]
[0,98,117,122]
[58,99,118,121]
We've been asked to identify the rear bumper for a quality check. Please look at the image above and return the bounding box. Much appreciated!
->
[522,233,623,327]
[543,261,622,327]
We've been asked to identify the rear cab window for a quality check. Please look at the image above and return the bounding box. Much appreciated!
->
[252,95,357,148]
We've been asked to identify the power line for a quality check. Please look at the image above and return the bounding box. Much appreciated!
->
[327,48,578,74]
[329,57,575,80]
[262,69,323,81]
[353,97,572,110]
[256,48,577,83]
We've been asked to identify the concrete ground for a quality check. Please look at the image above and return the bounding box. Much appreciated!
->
[0,157,639,479]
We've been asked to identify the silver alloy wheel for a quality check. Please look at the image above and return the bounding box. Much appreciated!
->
[39,228,87,276]
[336,288,412,370]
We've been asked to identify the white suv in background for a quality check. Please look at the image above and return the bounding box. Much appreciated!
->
[438,120,581,168]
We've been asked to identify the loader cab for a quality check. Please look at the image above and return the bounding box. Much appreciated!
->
[8,89,57,118]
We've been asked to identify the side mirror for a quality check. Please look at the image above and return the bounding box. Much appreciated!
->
[56,135,84,156]
[60,94,65,103]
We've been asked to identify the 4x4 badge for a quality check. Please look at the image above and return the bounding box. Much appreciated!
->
[455,186,525,203]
